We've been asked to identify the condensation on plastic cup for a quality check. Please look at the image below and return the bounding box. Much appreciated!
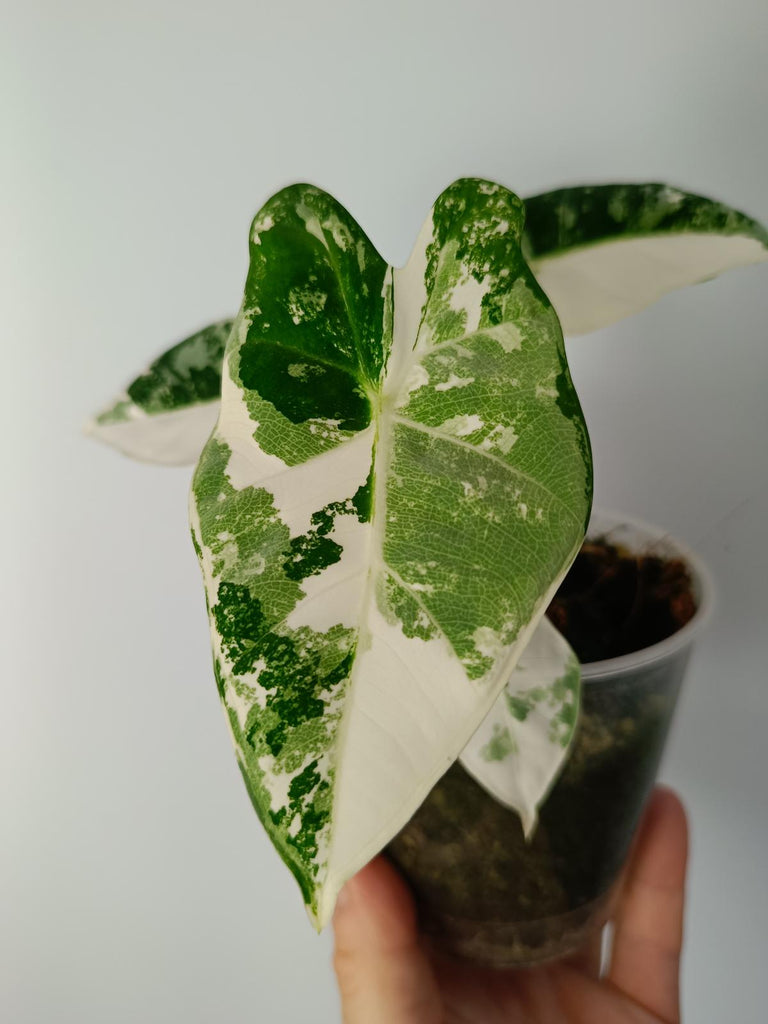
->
[580,508,716,682]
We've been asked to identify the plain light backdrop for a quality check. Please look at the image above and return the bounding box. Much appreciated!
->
[3,2,767,1021]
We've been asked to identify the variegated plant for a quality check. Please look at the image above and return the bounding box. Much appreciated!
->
[89,179,768,928]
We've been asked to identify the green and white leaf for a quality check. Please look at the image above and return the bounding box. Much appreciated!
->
[523,183,768,334]
[86,319,233,464]
[459,616,580,839]
[189,179,592,928]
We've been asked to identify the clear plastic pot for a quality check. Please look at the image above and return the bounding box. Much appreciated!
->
[386,510,714,968]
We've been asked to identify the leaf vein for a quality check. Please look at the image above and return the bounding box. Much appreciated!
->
[391,415,581,526]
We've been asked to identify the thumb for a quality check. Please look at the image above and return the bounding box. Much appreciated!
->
[332,856,442,1024]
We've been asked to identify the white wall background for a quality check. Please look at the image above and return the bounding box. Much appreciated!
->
[3,2,767,1021]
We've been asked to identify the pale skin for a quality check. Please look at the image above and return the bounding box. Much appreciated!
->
[333,787,688,1024]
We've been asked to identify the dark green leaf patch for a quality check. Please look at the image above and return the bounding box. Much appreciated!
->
[239,341,371,431]
[126,320,233,413]
[523,183,768,259]
[244,184,391,392]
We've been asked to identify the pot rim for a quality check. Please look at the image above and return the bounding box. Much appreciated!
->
[577,508,715,682]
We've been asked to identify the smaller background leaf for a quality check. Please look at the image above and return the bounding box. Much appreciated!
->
[460,617,581,838]
[524,184,768,334]
[87,319,233,464]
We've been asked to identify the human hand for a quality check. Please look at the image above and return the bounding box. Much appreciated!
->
[333,787,687,1023]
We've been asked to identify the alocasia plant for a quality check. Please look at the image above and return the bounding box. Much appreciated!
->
[89,178,768,928]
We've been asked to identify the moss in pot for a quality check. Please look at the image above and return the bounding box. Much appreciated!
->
[88,180,764,953]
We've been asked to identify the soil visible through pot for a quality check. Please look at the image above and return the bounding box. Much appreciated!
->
[545,537,696,663]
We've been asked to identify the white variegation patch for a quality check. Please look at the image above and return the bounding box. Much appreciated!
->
[285,511,371,633]
[321,593,476,922]
[448,269,492,330]
[401,363,430,397]
[251,213,274,244]
[221,369,289,488]
[479,321,524,353]
[229,421,375,539]
[534,233,768,335]
[460,616,580,838]
[480,423,519,454]
[224,680,257,730]
[85,400,220,465]
[434,373,475,391]
[437,413,485,437]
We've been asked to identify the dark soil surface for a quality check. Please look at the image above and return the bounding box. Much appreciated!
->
[545,538,696,663]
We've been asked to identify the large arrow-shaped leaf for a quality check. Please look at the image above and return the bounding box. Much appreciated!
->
[88,183,768,466]
[189,179,592,927]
